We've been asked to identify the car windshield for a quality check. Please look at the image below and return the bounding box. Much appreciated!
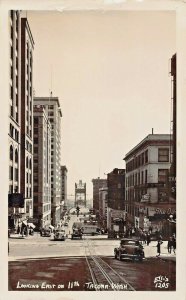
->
[121,240,139,246]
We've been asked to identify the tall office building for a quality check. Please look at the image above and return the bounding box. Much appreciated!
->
[33,106,51,229]
[20,17,34,219]
[8,11,34,229]
[34,96,62,226]
[61,166,68,214]
[92,178,107,214]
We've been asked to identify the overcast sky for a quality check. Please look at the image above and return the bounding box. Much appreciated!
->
[26,10,176,199]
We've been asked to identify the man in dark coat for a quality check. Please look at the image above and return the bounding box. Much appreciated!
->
[156,240,163,257]
[167,237,173,253]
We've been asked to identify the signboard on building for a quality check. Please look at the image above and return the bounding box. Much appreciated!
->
[110,209,125,219]
[141,194,150,202]
[113,225,119,232]
[8,193,24,208]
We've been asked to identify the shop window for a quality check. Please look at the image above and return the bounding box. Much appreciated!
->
[158,148,169,162]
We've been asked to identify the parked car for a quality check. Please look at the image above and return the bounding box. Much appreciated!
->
[54,229,66,241]
[114,238,144,262]
[40,229,51,237]
[71,228,82,240]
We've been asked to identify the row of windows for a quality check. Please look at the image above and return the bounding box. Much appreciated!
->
[9,166,18,181]
[126,150,148,172]
[126,169,169,188]
[9,145,18,162]
[126,148,170,172]
[9,124,19,142]
[126,170,148,187]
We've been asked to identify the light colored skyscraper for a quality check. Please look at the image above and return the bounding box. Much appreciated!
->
[33,105,51,229]
[34,96,62,226]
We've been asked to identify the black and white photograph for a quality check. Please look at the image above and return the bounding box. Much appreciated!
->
[1,0,186,299]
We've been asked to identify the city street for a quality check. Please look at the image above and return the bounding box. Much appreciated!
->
[9,213,176,291]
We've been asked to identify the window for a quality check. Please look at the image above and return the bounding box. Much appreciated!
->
[15,168,18,181]
[9,166,13,180]
[158,169,168,183]
[158,148,169,162]
[145,150,148,163]
[15,149,18,163]
[29,158,32,169]
[145,170,148,183]
[10,145,13,161]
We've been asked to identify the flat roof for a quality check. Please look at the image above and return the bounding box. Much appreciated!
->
[124,134,171,160]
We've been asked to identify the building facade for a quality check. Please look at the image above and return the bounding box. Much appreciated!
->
[107,168,126,234]
[99,187,108,230]
[34,96,62,226]
[124,134,175,234]
[20,17,34,221]
[8,11,34,230]
[33,106,51,229]
[92,178,107,215]
[61,165,68,215]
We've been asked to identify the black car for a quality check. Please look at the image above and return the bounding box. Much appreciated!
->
[114,238,144,262]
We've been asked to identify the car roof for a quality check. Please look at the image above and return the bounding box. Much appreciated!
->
[120,238,139,242]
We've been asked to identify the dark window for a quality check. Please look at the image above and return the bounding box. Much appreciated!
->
[158,148,169,162]
[145,150,148,163]
[145,170,148,183]
[10,145,13,160]
[15,149,18,163]
[158,169,169,183]
[9,166,13,180]
[15,168,18,181]
[26,157,29,168]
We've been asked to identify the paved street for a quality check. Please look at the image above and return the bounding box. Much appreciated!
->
[8,213,176,291]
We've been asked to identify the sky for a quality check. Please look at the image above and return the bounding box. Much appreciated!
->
[26,10,176,199]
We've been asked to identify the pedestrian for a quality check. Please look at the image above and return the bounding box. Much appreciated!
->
[156,240,163,257]
[167,237,173,254]
[146,233,151,246]
[143,233,147,244]
[172,236,176,254]
[17,225,20,234]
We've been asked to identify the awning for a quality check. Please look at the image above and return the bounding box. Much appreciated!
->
[22,220,27,226]
[28,223,35,229]
[49,225,54,229]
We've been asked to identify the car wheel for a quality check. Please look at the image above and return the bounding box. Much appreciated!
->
[114,252,117,259]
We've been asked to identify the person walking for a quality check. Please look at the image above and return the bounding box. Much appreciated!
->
[167,237,173,254]
[146,233,151,246]
[172,236,176,254]
[156,240,163,257]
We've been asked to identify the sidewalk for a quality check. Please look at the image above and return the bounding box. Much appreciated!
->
[143,240,176,262]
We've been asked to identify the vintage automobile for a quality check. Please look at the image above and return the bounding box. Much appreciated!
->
[71,228,83,240]
[54,229,66,241]
[40,228,51,237]
[114,238,144,262]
